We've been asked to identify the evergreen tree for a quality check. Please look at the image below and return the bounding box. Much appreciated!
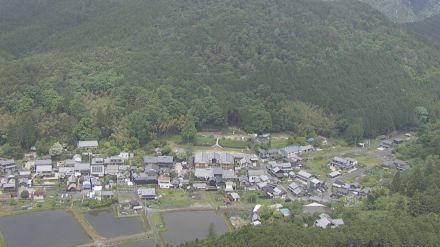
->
[390,171,402,193]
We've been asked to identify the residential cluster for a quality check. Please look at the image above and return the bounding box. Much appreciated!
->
[0,133,413,231]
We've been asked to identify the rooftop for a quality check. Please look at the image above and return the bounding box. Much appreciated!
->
[143,156,173,164]
[77,140,99,149]
[194,152,234,164]
[35,160,52,166]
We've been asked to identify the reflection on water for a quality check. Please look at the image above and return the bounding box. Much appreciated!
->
[0,210,90,247]
[85,210,144,238]
[162,211,228,246]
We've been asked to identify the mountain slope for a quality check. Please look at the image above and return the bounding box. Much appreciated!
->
[360,0,440,23]
[406,14,440,42]
[0,0,440,147]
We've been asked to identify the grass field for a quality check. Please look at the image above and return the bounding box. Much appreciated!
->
[194,135,216,146]
[156,189,192,208]
[360,167,395,187]
[304,155,331,179]
[152,213,167,231]
[219,138,249,149]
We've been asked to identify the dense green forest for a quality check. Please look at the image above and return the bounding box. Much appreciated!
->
[360,0,440,23]
[407,14,440,42]
[182,123,440,247]
[1,0,440,156]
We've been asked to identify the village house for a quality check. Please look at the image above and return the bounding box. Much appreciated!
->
[194,168,214,180]
[74,163,91,176]
[0,159,16,173]
[296,170,315,182]
[77,140,99,149]
[309,177,323,189]
[104,155,127,166]
[288,182,304,196]
[2,178,16,192]
[35,159,53,177]
[248,169,266,183]
[383,160,411,171]
[143,156,173,169]
[332,180,346,188]
[133,173,158,185]
[303,203,331,214]
[280,145,314,158]
[18,169,31,178]
[379,139,394,150]
[226,192,240,202]
[315,213,344,229]
[327,171,341,178]
[58,166,75,178]
[193,152,234,168]
[330,157,358,170]
[393,138,405,144]
[91,164,105,177]
[144,164,160,175]
[138,188,156,200]
[158,175,172,188]
[18,177,30,187]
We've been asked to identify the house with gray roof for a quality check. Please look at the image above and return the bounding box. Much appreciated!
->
[280,145,314,158]
[194,152,234,168]
[35,159,52,166]
[137,188,156,200]
[383,160,411,171]
[296,170,314,182]
[74,163,91,175]
[35,160,53,176]
[248,169,266,183]
[195,168,214,180]
[77,140,99,149]
[315,214,344,229]
[104,156,127,166]
[0,159,16,173]
[330,157,358,169]
[288,182,304,196]
[143,156,173,168]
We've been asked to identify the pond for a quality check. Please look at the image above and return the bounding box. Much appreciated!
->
[161,211,228,246]
[0,210,90,247]
[85,210,145,238]
[117,240,156,247]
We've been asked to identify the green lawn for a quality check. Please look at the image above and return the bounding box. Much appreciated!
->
[303,155,331,179]
[156,189,192,208]
[360,167,395,187]
[270,138,289,149]
[219,138,249,149]
[354,155,380,168]
[194,135,216,146]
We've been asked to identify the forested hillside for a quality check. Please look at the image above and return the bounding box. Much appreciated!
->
[1,0,440,155]
[360,0,440,23]
[406,14,440,42]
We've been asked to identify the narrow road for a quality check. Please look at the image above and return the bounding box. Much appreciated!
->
[145,208,164,247]
[213,138,222,148]
[75,232,152,247]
